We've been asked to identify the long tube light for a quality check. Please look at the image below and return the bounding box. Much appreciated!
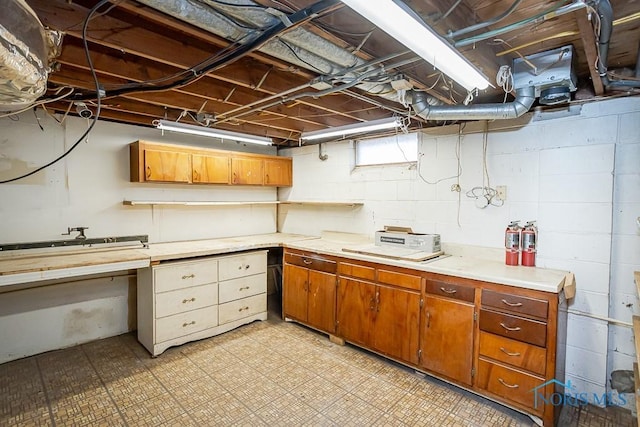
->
[301,117,402,141]
[155,120,272,146]
[340,0,490,91]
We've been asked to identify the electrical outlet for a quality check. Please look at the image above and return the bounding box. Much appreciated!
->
[496,185,507,201]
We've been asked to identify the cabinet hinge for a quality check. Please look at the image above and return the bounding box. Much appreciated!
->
[420,298,424,308]
[473,311,478,322]
[471,367,476,377]
[418,349,422,361]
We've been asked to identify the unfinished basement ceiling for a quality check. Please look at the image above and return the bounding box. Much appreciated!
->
[22,0,640,145]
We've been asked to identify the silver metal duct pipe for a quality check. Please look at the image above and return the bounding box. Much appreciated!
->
[136,0,404,103]
[411,86,535,121]
[595,0,640,89]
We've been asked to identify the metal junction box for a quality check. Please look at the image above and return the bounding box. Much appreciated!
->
[513,45,577,98]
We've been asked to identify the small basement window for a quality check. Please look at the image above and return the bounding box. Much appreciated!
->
[355,133,418,166]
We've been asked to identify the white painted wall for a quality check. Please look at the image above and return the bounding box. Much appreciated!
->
[0,112,278,363]
[278,97,640,405]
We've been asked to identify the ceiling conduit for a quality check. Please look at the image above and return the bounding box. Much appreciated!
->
[410,86,535,121]
[595,0,640,89]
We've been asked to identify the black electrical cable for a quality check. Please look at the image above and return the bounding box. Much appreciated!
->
[0,0,107,184]
[278,38,327,74]
[70,0,340,102]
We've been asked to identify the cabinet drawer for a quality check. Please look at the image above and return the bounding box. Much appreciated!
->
[338,262,375,281]
[482,289,548,319]
[425,280,475,303]
[284,253,337,274]
[154,259,218,293]
[219,273,267,304]
[477,359,545,412]
[155,305,218,343]
[155,283,218,318]
[218,251,267,281]
[479,309,547,347]
[377,269,421,291]
[479,331,546,376]
[219,293,267,325]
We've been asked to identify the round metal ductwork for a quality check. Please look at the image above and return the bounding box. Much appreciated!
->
[539,86,571,105]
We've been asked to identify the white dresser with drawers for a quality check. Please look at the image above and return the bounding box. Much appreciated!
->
[137,250,268,356]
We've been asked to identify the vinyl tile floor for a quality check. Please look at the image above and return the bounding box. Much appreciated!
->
[0,312,635,426]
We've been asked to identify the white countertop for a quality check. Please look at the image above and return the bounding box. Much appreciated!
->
[0,232,570,293]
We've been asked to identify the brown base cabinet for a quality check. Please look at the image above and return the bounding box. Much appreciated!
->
[282,249,567,426]
[283,251,337,334]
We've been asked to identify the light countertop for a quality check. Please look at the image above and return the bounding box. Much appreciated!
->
[0,232,570,293]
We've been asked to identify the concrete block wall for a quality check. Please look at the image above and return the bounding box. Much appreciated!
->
[279,97,640,405]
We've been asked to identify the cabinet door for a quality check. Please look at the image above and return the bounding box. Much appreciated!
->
[264,158,292,186]
[283,264,308,322]
[144,149,190,182]
[372,285,421,365]
[307,270,336,333]
[421,295,475,385]
[192,153,229,184]
[336,278,375,346]
[231,157,263,185]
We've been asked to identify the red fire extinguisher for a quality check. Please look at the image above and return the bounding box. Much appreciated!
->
[522,221,537,267]
[505,221,521,266]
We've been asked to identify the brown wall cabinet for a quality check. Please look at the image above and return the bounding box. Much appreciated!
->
[130,140,292,186]
[281,249,567,427]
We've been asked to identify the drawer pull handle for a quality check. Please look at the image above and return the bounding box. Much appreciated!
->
[499,347,521,357]
[182,298,196,304]
[182,321,196,327]
[238,306,250,312]
[245,265,250,269]
[501,299,523,307]
[426,311,431,328]
[302,259,313,265]
[500,322,522,332]
[440,287,457,294]
[182,274,195,280]
[498,378,519,389]
[239,286,250,291]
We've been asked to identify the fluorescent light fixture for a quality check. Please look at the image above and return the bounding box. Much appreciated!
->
[155,120,272,145]
[301,117,402,141]
[341,0,490,91]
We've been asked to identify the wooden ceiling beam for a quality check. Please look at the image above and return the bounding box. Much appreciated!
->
[575,9,605,95]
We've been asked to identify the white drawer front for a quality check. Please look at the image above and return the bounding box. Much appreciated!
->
[219,273,267,304]
[154,259,218,293]
[155,305,218,343]
[218,251,267,281]
[219,293,267,325]
[155,283,218,318]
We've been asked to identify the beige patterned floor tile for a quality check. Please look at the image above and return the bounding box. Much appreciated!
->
[316,361,374,391]
[385,392,454,425]
[0,406,52,427]
[263,360,318,389]
[160,412,199,427]
[119,394,185,425]
[149,358,203,390]
[205,360,258,391]
[340,348,388,374]
[229,375,287,411]
[189,391,253,425]
[411,378,463,411]
[253,392,320,426]
[106,373,166,409]
[323,392,385,426]
[291,375,348,411]
[375,363,421,391]
[169,378,227,411]
[50,388,120,426]
[452,396,529,426]
[241,349,292,375]
[299,413,339,427]
[352,376,410,412]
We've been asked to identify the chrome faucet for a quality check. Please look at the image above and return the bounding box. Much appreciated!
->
[62,227,89,240]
